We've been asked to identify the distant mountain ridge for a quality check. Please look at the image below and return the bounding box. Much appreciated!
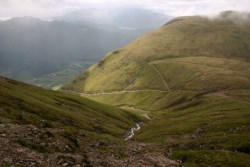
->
[0,16,152,81]
[56,8,172,29]
[0,8,172,85]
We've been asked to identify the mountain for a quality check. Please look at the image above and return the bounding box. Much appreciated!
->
[62,11,250,103]
[0,16,148,82]
[62,11,250,166]
[57,8,171,29]
[1,76,183,166]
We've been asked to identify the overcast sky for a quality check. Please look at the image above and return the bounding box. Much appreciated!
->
[0,0,249,19]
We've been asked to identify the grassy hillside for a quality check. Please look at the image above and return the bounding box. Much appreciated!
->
[62,12,250,166]
[62,12,250,108]
[135,87,250,166]
[0,76,144,140]
[0,76,165,166]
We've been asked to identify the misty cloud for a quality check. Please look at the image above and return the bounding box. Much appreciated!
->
[213,11,250,25]
[0,0,249,18]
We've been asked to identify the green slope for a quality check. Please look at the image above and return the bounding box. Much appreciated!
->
[0,77,182,166]
[62,12,250,166]
[0,76,147,166]
[62,12,250,110]
[0,76,144,140]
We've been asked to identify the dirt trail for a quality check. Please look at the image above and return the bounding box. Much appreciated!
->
[61,62,171,96]
[149,63,170,91]
[80,89,169,96]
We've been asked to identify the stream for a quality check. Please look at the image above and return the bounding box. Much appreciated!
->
[124,123,141,140]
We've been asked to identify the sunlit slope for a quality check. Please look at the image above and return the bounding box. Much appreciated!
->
[62,14,250,110]
[0,76,143,140]
[60,12,250,166]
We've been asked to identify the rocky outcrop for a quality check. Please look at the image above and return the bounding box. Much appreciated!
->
[0,117,180,167]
